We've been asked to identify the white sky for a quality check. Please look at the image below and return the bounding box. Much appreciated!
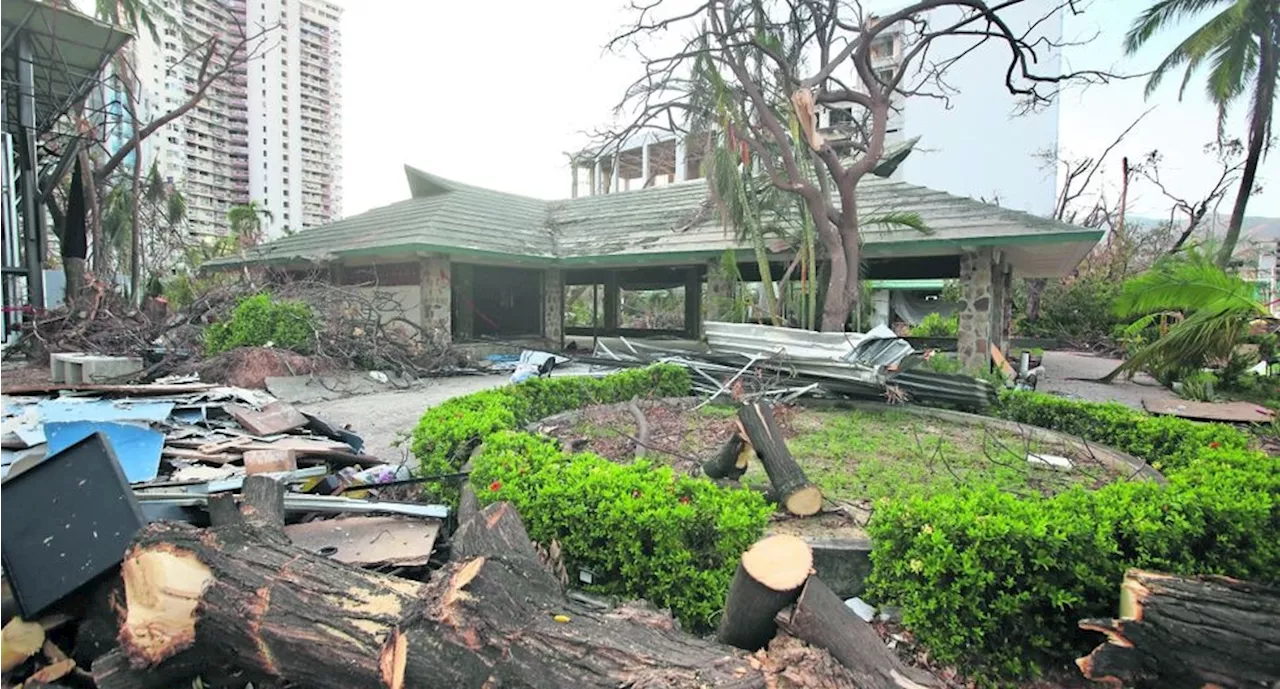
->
[340,0,1279,221]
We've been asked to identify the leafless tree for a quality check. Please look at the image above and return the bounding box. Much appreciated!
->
[1134,139,1247,257]
[599,0,1122,331]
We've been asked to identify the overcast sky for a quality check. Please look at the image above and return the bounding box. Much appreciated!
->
[340,0,1279,221]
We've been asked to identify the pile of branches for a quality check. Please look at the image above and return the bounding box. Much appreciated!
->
[267,277,467,378]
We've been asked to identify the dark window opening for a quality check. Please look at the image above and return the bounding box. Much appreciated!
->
[455,265,543,339]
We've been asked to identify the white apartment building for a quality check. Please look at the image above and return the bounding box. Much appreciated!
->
[574,1,1061,219]
[123,0,342,238]
[248,0,344,238]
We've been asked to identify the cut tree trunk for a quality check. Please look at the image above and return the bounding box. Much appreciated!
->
[1077,569,1280,689]
[628,396,650,459]
[717,534,813,651]
[778,576,937,689]
[703,434,748,480]
[737,402,822,516]
[112,480,769,689]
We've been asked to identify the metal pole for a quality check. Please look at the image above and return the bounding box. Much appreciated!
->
[17,31,45,309]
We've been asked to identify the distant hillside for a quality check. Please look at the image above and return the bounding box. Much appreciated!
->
[1127,214,1280,251]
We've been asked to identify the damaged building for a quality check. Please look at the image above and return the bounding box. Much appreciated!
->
[205,164,1101,369]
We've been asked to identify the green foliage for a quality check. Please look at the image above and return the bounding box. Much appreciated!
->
[204,293,315,355]
[410,365,691,500]
[1014,275,1121,340]
[1178,370,1218,401]
[910,312,958,337]
[1105,250,1267,382]
[868,390,1279,682]
[471,431,771,630]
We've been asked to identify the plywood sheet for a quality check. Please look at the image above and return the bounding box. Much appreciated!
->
[1142,398,1275,423]
[283,516,440,567]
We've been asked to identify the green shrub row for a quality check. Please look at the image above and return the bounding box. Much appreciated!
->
[867,390,1279,682]
[409,364,691,496]
[469,431,771,630]
[204,293,315,355]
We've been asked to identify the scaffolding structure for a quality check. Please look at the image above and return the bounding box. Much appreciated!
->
[1,0,131,343]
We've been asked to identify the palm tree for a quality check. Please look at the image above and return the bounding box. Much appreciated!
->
[1124,0,1279,268]
[227,201,275,249]
[1102,247,1267,382]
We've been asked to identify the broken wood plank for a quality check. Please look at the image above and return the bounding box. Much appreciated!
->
[160,447,241,465]
[195,435,253,455]
[225,402,309,436]
[283,516,441,567]
[243,449,297,475]
[1,617,44,671]
[1142,398,1275,424]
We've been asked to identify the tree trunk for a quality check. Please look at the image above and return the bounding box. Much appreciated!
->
[128,76,144,306]
[702,434,748,480]
[1217,35,1276,268]
[717,534,812,651]
[778,576,938,689]
[1077,569,1280,689]
[737,401,822,516]
[113,483,768,689]
[1025,278,1047,322]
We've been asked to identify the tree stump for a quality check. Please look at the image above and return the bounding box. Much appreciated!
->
[111,480,769,689]
[777,576,937,689]
[1077,569,1280,688]
[737,402,822,516]
[717,534,813,651]
[703,434,749,480]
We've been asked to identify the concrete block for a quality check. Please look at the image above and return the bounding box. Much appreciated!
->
[50,353,143,384]
[806,537,873,599]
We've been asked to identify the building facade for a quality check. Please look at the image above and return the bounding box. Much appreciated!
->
[126,0,342,238]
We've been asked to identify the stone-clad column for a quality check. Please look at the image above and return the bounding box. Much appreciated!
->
[957,248,994,370]
[420,254,452,345]
[451,262,474,341]
[544,268,564,347]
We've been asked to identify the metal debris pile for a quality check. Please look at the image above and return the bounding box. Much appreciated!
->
[0,377,448,685]
[582,321,998,409]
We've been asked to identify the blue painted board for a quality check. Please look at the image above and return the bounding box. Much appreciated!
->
[44,421,163,483]
[37,399,175,424]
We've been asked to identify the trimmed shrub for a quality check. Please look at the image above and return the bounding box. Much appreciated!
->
[867,391,1279,682]
[470,431,771,630]
[910,312,959,337]
[410,364,691,495]
[204,293,315,355]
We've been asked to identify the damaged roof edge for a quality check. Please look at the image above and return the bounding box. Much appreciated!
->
[200,242,560,273]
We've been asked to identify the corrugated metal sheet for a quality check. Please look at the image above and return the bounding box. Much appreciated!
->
[704,321,865,361]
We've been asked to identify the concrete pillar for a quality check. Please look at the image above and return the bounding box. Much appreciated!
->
[571,165,579,199]
[957,248,995,371]
[705,257,736,321]
[989,255,1005,356]
[675,138,688,182]
[592,160,601,195]
[420,254,452,345]
[871,289,891,328]
[544,268,564,347]
[603,273,620,331]
[451,262,474,341]
[684,265,703,338]
[611,153,621,194]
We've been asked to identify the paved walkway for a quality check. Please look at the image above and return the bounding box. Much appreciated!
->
[299,375,510,464]
[1036,351,1178,412]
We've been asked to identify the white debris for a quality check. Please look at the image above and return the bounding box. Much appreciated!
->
[1027,453,1073,470]
[844,596,876,622]
[368,370,389,384]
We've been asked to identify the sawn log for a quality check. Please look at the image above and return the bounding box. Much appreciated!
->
[737,401,822,515]
[1077,568,1280,689]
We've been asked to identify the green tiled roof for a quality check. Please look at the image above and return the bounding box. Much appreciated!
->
[205,165,1101,270]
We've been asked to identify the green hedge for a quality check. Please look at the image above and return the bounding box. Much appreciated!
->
[470,431,770,630]
[867,391,1279,682]
[205,293,315,355]
[409,364,691,489]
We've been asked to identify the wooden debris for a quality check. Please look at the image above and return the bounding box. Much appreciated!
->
[1,617,44,672]
[160,447,240,465]
[778,576,937,689]
[1077,569,1280,688]
[718,534,813,651]
[225,401,309,436]
[243,449,298,475]
[703,433,749,480]
[738,401,823,516]
[111,484,768,688]
[27,658,76,684]
[627,396,650,459]
[283,516,440,568]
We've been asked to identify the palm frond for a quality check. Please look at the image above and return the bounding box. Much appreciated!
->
[1124,0,1233,55]
[1128,0,1242,98]
[862,211,931,235]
